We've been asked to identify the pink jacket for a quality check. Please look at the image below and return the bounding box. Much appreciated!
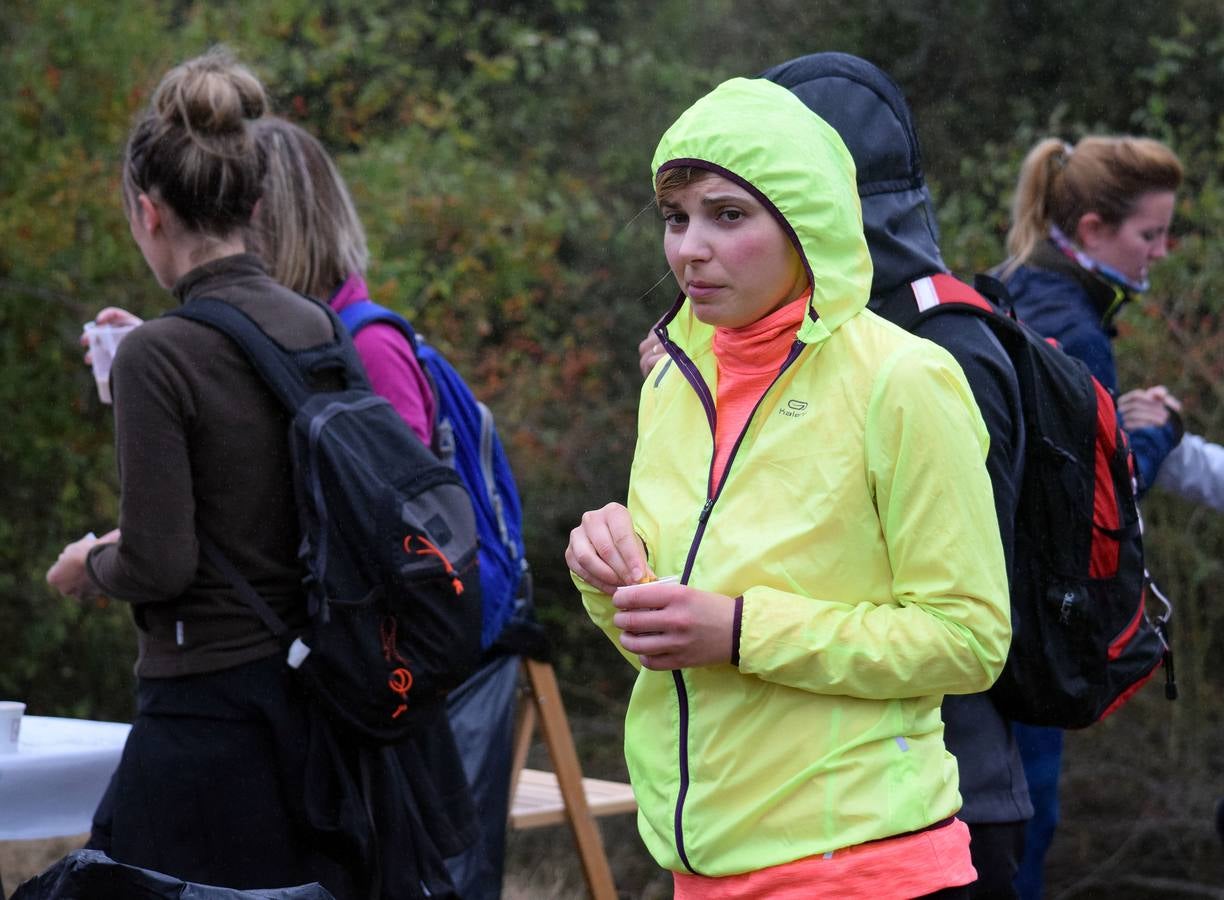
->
[329,274,435,444]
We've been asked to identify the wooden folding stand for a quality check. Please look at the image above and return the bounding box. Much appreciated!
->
[508,657,637,900]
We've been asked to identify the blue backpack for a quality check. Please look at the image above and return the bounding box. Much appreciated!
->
[339,300,531,651]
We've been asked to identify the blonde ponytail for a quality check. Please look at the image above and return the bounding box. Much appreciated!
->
[1001,135,1182,277]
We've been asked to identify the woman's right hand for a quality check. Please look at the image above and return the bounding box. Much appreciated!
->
[81,307,144,364]
[566,502,652,595]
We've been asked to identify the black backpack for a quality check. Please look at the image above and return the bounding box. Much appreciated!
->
[880,273,1175,728]
[168,298,483,743]
[337,300,533,653]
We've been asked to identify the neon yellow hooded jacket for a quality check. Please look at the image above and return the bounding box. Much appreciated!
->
[576,78,1011,877]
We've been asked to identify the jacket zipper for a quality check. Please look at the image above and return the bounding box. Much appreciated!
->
[662,336,807,873]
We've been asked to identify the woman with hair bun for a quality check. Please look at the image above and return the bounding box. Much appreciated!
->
[45,50,447,898]
[998,134,1184,900]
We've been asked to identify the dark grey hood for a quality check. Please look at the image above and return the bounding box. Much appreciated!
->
[761,52,946,298]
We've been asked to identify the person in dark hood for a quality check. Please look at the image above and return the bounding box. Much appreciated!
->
[639,52,1032,897]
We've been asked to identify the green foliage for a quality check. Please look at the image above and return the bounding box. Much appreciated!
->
[0,1,182,721]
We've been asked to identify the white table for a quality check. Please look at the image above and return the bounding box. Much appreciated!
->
[0,715,131,840]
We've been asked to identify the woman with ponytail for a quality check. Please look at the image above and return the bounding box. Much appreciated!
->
[999,135,1183,900]
[1001,136,1184,492]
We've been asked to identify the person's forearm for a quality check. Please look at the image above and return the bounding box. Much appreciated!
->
[1155,432,1224,512]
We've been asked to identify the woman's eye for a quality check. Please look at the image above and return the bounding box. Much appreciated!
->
[663,212,687,227]
[719,208,744,222]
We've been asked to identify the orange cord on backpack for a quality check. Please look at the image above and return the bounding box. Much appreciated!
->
[403,534,465,596]
[380,616,413,719]
[387,667,412,719]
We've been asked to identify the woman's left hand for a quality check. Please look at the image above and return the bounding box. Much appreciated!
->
[46,529,118,599]
[81,308,144,365]
[1118,385,1182,430]
[612,581,737,669]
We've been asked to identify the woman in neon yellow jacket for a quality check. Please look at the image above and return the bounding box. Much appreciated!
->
[567,78,1011,898]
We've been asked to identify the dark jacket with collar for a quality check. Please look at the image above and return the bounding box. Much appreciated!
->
[762,51,1032,825]
[1005,239,1182,493]
[86,254,329,678]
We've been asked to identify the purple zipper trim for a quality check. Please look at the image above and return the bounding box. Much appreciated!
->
[654,292,717,431]
[671,668,695,873]
[730,595,744,667]
[661,337,807,874]
[680,339,806,578]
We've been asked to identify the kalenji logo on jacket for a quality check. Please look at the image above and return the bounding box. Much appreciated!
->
[780,399,809,418]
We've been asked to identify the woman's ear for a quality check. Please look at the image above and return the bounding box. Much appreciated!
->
[135,193,162,237]
[1075,211,1110,251]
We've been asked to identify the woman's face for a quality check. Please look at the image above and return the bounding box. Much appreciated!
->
[1081,190,1175,285]
[661,173,807,329]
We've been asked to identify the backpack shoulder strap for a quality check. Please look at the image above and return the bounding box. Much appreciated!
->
[878,273,1026,350]
[337,300,419,348]
[336,300,442,453]
[197,531,290,638]
[167,298,312,409]
[918,273,996,313]
[163,300,337,639]
[169,297,365,411]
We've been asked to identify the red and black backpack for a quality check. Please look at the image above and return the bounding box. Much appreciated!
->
[883,272,1175,728]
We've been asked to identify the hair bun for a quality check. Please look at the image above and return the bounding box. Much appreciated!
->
[153,46,267,138]
[124,47,269,235]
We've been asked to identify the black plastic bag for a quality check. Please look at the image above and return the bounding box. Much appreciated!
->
[12,849,336,900]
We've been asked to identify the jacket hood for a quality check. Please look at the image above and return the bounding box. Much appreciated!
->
[651,77,872,340]
[761,52,945,298]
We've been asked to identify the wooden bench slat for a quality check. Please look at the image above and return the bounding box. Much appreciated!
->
[510,767,637,829]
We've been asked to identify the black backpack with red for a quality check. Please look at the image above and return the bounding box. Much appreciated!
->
[881,272,1175,728]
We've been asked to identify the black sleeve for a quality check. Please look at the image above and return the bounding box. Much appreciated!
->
[912,314,1025,577]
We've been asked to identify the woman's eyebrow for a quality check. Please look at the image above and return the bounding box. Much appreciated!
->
[700,194,749,206]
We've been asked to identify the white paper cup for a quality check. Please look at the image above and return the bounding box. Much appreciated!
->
[0,701,25,753]
[83,322,138,404]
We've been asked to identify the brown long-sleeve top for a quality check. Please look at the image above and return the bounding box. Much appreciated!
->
[86,254,335,678]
